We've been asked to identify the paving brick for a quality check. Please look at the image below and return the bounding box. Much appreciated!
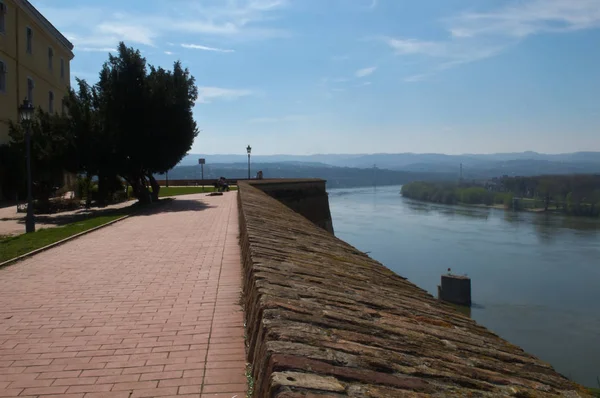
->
[51,377,98,386]
[202,383,247,393]
[95,374,140,385]
[80,369,123,377]
[139,371,182,381]
[121,365,163,375]
[206,361,246,370]
[83,392,130,398]
[38,370,82,379]
[20,386,69,395]
[164,362,205,372]
[0,389,23,397]
[66,384,114,394]
[0,193,245,398]
[8,378,54,388]
[110,381,158,391]
[178,385,202,395]
[203,372,246,386]
[158,377,204,388]
[130,387,178,397]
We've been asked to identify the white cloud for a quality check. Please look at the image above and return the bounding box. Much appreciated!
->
[355,66,377,78]
[386,37,507,66]
[164,51,174,55]
[181,44,234,53]
[449,0,600,39]
[404,74,429,83]
[357,81,372,87]
[77,47,116,53]
[197,87,253,103]
[35,0,290,51]
[384,0,600,81]
[97,23,157,46]
[386,38,443,57]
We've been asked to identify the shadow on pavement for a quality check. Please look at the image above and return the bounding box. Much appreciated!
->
[1,205,137,227]
[131,197,217,218]
[1,195,219,230]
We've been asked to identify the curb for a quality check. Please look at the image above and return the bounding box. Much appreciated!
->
[0,214,131,270]
[0,198,174,270]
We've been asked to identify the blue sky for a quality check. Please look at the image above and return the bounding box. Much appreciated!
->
[34,0,600,155]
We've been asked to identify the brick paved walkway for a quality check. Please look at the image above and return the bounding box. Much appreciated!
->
[0,193,246,397]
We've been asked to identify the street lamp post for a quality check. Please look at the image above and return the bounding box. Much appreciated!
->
[246,145,252,179]
[19,99,35,233]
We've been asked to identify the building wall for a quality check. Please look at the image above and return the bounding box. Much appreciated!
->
[0,0,73,145]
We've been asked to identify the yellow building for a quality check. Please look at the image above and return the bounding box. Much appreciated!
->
[0,0,74,144]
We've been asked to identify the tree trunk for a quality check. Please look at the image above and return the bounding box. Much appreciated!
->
[148,174,160,202]
[85,173,92,209]
[128,175,151,204]
[97,173,112,207]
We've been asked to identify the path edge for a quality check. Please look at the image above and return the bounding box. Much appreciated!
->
[0,198,173,270]
[0,214,131,270]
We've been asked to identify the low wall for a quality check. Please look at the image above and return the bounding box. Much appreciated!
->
[237,182,589,398]
[250,179,334,234]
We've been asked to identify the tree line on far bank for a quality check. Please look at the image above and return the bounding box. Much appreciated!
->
[401,174,600,217]
[0,42,198,206]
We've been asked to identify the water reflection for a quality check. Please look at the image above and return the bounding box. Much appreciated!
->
[403,197,599,238]
[403,199,491,220]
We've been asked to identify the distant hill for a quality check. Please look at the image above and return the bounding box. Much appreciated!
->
[180,151,600,169]
[161,162,455,189]
[174,152,600,184]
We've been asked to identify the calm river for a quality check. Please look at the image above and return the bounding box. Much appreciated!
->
[328,185,600,387]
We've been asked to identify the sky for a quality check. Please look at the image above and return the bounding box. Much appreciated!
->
[33,0,600,155]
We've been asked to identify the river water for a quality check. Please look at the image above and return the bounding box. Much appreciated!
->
[328,185,600,387]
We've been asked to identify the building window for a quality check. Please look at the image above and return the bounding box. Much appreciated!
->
[27,77,34,104]
[0,60,6,93]
[26,27,33,54]
[48,91,54,113]
[0,1,7,34]
[60,58,65,79]
[48,47,53,71]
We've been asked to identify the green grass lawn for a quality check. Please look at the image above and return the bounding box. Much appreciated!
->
[589,387,600,397]
[157,186,237,197]
[0,207,137,264]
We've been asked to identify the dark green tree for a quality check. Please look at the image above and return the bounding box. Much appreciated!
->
[8,110,72,205]
[95,42,199,203]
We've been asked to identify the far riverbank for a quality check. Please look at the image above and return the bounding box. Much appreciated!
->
[401,179,600,218]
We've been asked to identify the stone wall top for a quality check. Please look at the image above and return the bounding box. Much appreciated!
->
[237,182,590,397]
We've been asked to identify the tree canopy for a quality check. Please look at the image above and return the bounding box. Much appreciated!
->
[0,42,199,205]
[87,42,199,202]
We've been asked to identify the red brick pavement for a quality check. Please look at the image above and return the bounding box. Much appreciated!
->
[0,193,246,397]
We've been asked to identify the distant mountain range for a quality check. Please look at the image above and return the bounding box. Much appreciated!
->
[163,162,454,189]
[168,152,600,188]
